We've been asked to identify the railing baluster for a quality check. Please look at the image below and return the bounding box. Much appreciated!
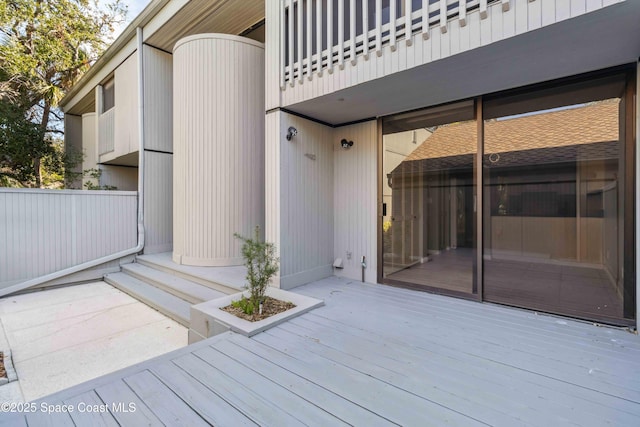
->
[459,0,467,27]
[288,0,294,86]
[480,0,488,19]
[316,0,322,76]
[440,0,448,33]
[338,0,344,69]
[422,0,429,39]
[328,0,333,73]
[280,0,286,88]
[363,0,369,59]
[376,0,382,56]
[297,0,303,83]
[390,0,397,51]
[350,0,356,65]
[405,0,412,46]
[306,0,312,79]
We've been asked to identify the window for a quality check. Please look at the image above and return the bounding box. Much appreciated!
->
[102,78,115,112]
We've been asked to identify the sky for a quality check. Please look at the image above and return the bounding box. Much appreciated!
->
[103,0,152,39]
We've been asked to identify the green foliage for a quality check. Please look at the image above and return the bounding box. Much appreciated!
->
[234,226,279,315]
[0,0,127,187]
[82,168,117,191]
[231,297,255,316]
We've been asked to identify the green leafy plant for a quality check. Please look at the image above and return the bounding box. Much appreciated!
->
[231,297,255,315]
[234,226,279,315]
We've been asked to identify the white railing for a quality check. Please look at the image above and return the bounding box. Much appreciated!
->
[98,107,115,155]
[0,189,137,289]
[281,0,507,87]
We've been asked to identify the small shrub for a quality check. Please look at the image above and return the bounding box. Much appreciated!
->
[231,296,255,315]
[234,226,279,315]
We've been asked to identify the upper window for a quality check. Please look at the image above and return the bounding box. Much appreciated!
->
[102,78,115,112]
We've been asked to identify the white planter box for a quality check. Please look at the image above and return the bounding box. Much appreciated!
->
[189,287,324,343]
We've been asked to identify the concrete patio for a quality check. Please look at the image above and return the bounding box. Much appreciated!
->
[1,276,639,426]
[0,282,187,402]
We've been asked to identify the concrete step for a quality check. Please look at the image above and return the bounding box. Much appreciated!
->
[104,272,190,327]
[136,253,244,295]
[122,263,227,304]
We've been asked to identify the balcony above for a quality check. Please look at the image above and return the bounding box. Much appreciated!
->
[275,0,637,125]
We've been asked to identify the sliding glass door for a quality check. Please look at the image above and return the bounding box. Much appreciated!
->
[381,101,478,297]
[482,75,633,325]
[379,70,635,326]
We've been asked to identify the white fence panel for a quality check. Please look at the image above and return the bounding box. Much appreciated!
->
[0,189,137,288]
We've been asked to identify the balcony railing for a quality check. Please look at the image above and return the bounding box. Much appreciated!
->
[281,0,507,88]
[98,107,115,155]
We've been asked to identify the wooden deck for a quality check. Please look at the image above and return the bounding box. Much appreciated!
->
[2,276,639,426]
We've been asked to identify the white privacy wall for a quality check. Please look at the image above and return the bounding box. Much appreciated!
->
[266,111,335,289]
[333,120,378,284]
[173,34,265,266]
[265,113,379,287]
[0,189,137,289]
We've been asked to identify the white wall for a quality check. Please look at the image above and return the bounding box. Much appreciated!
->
[99,52,140,164]
[144,151,172,254]
[81,113,98,189]
[266,113,379,288]
[142,45,174,255]
[99,165,138,191]
[333,120,379,283]
[0,189,137,289]
[282,113,335,288]
[143,45,173,153]
[266,111,335,289]
[63,114,83,189]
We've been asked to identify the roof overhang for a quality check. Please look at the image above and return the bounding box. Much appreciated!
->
[61,0,264,113]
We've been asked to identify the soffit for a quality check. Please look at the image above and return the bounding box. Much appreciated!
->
[145,0,265,52]
[66,91,96,116]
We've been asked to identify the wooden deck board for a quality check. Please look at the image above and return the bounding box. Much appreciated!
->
[211,338,393,426]
[251,331,487,426]
[281,314,637,426]
[172,352,304,426]
[4,276,639,426]
[296,282,640,398]
[149,361,257,426]
[63,390,119,427]
[192,346,349,426]
[123,370,209,427]
[94,379,164,427]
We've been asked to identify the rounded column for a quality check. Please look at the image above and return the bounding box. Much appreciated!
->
[173,34,265,266]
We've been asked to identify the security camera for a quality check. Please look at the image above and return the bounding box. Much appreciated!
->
[286,126,298,141]
[340,139,354,149]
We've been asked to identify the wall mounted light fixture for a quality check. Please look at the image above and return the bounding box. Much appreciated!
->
[340,139,354,149]
[286,126,298,141]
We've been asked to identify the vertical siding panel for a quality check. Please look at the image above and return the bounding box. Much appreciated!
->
[502,0,516,38]
[334,120,377,283]
[570,0,586,15]
[172,35,264,266]
[556,0,572,21]
[0,190,136,289]
[541,0,557,26]
[528,0,543,30]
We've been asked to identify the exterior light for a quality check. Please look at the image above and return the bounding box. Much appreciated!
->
[286,126,298,141]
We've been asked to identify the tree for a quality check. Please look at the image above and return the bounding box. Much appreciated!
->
[0,0,126,187]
